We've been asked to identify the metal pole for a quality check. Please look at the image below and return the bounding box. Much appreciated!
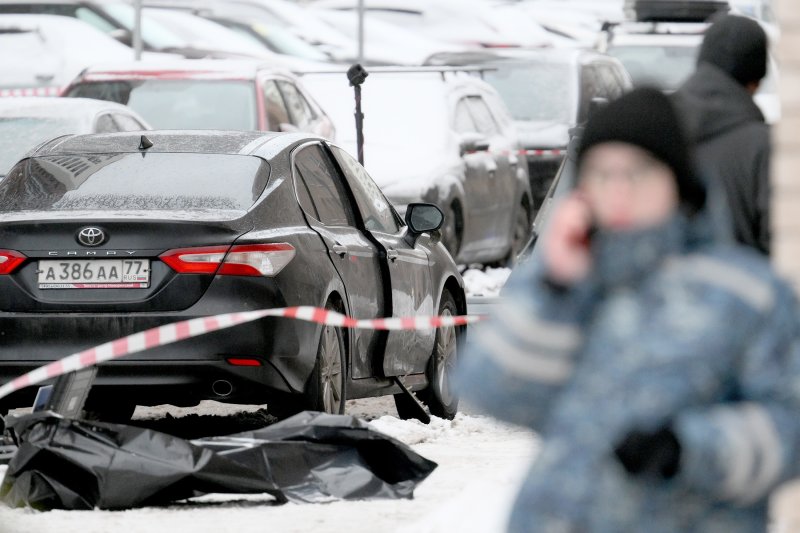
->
[357,0,365,64]
[133,0,143,61]
[354,84,364,166]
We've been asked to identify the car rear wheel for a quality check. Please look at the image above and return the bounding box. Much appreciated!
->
[507,200,531,266]
[303,302,347,415]
[441,203,463,259]
[394,290,461,421]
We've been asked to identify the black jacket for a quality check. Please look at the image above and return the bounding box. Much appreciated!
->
[673,63,771,255]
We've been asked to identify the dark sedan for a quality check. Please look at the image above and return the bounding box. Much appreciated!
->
[0,131,466,422]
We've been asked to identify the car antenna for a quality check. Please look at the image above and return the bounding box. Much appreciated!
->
[138,135,154,151]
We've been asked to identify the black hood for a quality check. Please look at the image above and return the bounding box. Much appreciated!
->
[674,63,765,144]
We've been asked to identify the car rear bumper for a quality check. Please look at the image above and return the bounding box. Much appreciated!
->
[0,278,322,409]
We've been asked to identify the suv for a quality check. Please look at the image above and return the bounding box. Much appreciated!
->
[480,49,632,212]
[303,71,532,266]
[63,60,336,138]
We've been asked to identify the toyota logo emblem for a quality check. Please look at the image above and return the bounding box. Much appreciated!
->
[77,227,106,247]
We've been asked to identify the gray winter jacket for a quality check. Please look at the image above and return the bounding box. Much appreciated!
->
[673,63,771,255]
[459,213,800,533]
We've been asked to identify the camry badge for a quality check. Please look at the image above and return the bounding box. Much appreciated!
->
[76,227,106,247]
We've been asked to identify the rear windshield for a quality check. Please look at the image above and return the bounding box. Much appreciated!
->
[0,153,269,212]
[67,80,258,130]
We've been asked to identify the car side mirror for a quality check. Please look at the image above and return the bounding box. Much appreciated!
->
[109,28,133,47]
[459,133,490,156]
[405,203,444,235]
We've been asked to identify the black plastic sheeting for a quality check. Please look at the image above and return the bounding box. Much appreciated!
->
[0,411,437,511]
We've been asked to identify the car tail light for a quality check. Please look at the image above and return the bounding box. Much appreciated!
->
[219,244,295,277]
[160,246,230,275]
[0,250,26,275]
[160,244,295,277]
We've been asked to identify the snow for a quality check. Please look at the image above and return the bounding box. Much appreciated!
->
[462,267,511,297]
[0,398,538,533]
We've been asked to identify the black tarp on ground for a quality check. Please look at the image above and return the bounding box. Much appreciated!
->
[0,411,437,511]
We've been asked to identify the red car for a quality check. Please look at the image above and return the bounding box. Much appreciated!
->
[64,60,336,139]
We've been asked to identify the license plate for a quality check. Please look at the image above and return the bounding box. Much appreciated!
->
[38,259,150,289]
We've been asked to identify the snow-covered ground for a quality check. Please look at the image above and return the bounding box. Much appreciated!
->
[0,398,538,533]
[462,267,511,298]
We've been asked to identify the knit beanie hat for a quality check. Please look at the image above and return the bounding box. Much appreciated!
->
[698,14,768,86]
[578,88,706,213]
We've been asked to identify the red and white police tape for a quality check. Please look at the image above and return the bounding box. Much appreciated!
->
[0,306,485,401]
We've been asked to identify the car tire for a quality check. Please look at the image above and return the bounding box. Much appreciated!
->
[441,203,463,259]
[394,290,461,421]
[302,301,347,415]
[507,199,531,266]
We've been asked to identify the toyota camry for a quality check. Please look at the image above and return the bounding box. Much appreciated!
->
[0,130,466,422]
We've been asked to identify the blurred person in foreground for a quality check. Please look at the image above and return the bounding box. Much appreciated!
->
[459,87,800,533]
[673,14,771,255]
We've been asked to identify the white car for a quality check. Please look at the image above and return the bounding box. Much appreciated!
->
[0,97,149,176]
[0,14,142,93]
[303,71,532,265]
[599,22,780,123]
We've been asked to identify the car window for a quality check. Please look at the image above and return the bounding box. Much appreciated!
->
[277,80,314,131]
[75,6,117,33]
[453,98,478,134]
[330,145,400,233]
[67,80,258,130]
[0,153,269,212]
[465,96,499,136]
[262,79,291,131]
[112,113,146,131]
[294,144,354,227]
[595,64,623,101]
[94,114,118,133]
[578,65,601,123]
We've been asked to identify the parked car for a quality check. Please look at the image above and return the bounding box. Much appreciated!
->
[302,71,532,266]
[0,97,149,177]
[0,130,466,421]
[0,14,143,93]
[598,20,781,123]
[479,49,632,210]
[63,60,336,138]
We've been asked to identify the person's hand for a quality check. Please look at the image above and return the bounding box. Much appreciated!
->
[543,193,594,285]
[614,426,681,479]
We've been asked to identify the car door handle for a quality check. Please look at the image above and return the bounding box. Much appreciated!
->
[332,244,347,257]
[387,249,399,261]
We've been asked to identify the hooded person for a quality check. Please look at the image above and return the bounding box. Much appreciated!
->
[458,88,800,533]
[673,14,771,255]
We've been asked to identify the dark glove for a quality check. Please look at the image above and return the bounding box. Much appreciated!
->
[614,426,681,479]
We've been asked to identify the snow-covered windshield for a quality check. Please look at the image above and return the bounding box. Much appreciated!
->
[483,63,573,123]
[0,117,81,176]
[608,44,697,91]
[67,80,257,130]
[0,153,269,212]
[100,3,185,50]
